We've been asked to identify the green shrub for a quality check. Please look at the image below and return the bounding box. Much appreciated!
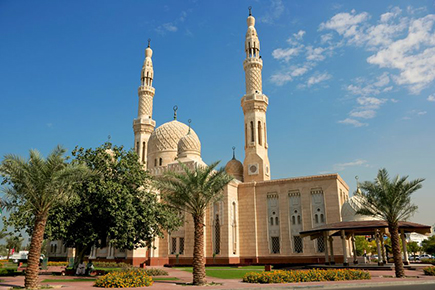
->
[421,259,435,265]
[47,261,68,267]
[0,268,18,276]
[144,268,168,276]
[423,266,435,276]
[94,261,131,268]
[94,268,153,288]
[243,269,371,284]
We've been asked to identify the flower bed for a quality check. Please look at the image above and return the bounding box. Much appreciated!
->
[243,269,371,283]
[94,268,153,288]
[423,266,435,276]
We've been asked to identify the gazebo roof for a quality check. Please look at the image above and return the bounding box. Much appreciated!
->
[300,220,432,240]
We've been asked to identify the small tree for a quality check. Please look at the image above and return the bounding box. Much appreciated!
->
[422,236,435,256]
[0,145,89,289]
[6,236,23,259]
[355,168,424,278]
[407,241,421,258]
[155,161,232,285]
[45,143,181,267]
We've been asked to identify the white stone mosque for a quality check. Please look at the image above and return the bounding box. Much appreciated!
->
[47,9,431,267]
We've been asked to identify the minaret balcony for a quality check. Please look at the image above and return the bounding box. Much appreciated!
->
[243,57,263,69]
[138,85,155,94]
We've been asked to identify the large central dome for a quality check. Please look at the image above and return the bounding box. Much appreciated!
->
[148,120,199,154]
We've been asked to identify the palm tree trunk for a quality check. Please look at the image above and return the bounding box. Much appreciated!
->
[192,213,206,285]
[389,222,405,278]
[25,214,47,289]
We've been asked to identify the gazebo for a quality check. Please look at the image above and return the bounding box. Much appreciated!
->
[300,219,432,266]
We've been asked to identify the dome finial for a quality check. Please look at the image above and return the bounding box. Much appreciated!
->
[355,176,362,194]
[147,38,151,48]
[248,6,252,16]
[187,119,192,134]
[173,105,178,120]
[232,146,236,160]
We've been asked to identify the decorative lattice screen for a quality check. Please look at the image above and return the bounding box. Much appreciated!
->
[317,236,325,253]
[271,236,280,254]
[214,215,221,254]
[179,237,184,254]
[171,237,177,255]
[294,236,303,253]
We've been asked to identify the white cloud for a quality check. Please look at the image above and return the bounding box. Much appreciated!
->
[418,111,427,115]
[428,94,435,102]
[380,7,402,23]
[338,118,368,127]
[270,73,292,86]
[294,30,306,40]
[319,10,370,44]
[349,109,376,119]
[272,47,301,62]
[291,66,309,77]
[307,72,331,87]
[374,72,390,87]
[332,159,368,171]
[356,96,387,108]
[306,46,326,61]
[390,98,399,103]
[155,11,189,35]
[259,0,284,24]
[320,33,333,44]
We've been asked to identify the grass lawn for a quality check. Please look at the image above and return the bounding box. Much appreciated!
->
[174,266,264,279]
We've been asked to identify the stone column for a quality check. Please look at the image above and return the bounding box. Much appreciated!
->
[351,233,358,264]
[324,231,329,265]
[329,236,335,265]
[106,243,114,259]
[341,230,349,266]
[375,230,383,266]
[401,230,409,265]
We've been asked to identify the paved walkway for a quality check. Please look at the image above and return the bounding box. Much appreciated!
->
[0,266,434,289]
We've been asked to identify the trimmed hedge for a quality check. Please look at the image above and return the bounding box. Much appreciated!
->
[421,259,435,265]
[144,268,168,276]
[423,266,435,276]
[243,269,371,283]
[94,268,153,288]
[47,261,68,266]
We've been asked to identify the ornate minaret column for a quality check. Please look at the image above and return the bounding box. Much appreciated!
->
[133,39,156,167]
[241,8,270,182]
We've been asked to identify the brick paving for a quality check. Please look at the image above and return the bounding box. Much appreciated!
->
[0,266,434,289]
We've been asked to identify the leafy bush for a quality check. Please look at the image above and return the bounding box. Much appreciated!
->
[421,259,435,265]
[423,266,435,276]
[143,268,168,276]
[0,268,19,276]
[94,268,153,288]
[94,261,131,268]
[47,261,68,266]
[243,269,371,283]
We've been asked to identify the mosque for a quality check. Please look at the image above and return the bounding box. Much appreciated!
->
[48,10,363,266]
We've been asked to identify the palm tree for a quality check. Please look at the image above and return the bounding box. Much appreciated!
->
[154,161,232,285]
[0,145,88,289]
[355,168,424,278]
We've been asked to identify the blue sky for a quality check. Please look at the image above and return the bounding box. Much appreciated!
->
[0,0,434,227]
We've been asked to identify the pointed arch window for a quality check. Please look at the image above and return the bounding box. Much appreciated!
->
[258,121,262,145]
[250,121,254,143]
[142,142,146,163]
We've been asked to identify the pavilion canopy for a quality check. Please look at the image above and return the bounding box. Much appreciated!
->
[300,220,432,240]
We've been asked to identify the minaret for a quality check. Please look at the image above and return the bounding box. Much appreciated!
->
[241,8,271,182]
[133,39,156,167]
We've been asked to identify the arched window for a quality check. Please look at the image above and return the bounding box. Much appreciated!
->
[245,123,248,147]
[264,123,267,145]
[250,121,254,142]
[315,214,319,224]
[136,142,139,155]
[275,216,279,225]
[258,121,262,145]
[320,214,324,223]
[142,142,146,163]
[292,216,296,225]
[159,158,162,166]
[154,159,157,167]
[270,217,274,225]
[297,215,301,225]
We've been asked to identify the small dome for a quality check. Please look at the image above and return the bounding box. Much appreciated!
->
[225,158,243,182]
[145,46,153,58]
[178,132,201,158]
[148,120,199,155]
[341,195,379,222]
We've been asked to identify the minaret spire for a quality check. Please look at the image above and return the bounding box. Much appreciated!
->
[133,39,157,166]
[241,9,271,182]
